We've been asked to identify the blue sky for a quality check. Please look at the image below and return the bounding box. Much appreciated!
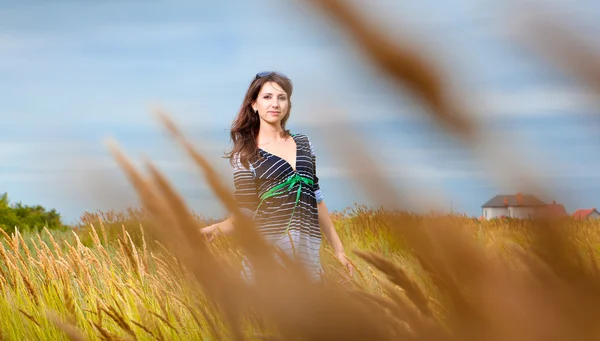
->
[2,0,600,224]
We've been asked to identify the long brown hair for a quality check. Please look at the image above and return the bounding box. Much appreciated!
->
[225,72,294,169]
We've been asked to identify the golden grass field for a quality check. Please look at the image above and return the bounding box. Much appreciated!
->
[3,0,600,340]
[3,205,600,340]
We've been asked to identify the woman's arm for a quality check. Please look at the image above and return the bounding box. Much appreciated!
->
[199,218,235,241]
[307,136,354,276]
[200,153,258,241]
[318,200,354,276]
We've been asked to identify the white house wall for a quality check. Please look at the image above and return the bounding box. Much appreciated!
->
[588,211,600,219]
[484,207,509,219]
[483,207,542,220]
[510,207,540,219]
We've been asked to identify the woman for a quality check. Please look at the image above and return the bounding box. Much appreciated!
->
[200,71,354,282]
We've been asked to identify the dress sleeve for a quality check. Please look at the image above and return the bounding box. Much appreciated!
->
[232,153,258,217]
[307,137,324,204]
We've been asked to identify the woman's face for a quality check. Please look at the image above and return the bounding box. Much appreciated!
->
[252,81,290,126]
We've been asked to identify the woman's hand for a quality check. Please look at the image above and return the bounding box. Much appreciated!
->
[199,224,218,242]
[335,251,354,277]
[198,218,234,242]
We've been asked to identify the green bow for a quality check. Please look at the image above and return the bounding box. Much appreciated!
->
[254,173,314,234]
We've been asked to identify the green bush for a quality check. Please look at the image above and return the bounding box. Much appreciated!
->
[0,192,66,234]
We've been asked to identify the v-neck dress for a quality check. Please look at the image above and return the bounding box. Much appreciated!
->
[232,133,325,281]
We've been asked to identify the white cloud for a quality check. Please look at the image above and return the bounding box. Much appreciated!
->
[474,86,600,117]
[318,164,479,180]
[316,164,456,213]
[0,142,36,160]
[0,139,228,178]
[0,32,54,54]
[0,173,49,183]
[84,22,214,44]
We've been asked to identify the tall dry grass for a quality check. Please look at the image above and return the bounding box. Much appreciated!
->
[3,0,600,339]
[3,206,600,340]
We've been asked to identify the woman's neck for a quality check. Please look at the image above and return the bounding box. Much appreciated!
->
[257,122,285,146]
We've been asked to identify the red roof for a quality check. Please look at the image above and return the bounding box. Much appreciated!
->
[537,203,568,218]
[572,208,599,219]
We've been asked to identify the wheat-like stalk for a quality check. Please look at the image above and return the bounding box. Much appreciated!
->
[3,1,600,340]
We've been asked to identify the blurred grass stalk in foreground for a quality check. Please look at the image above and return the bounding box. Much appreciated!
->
[3,0,600,340]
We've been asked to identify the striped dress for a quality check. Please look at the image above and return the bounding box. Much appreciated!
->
[232,133,325,281]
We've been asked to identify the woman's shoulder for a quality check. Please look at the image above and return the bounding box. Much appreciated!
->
[291,132,312,144]
[291,132,318,156]
[231,152,255,173]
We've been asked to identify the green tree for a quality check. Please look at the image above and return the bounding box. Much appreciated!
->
[0,193,66,234]
[0,193,21,233]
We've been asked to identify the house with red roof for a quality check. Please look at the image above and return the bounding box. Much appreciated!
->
[536,200,568,219]
[481,192,547,220]
[572,208,600,220]
[481,193,568,220]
